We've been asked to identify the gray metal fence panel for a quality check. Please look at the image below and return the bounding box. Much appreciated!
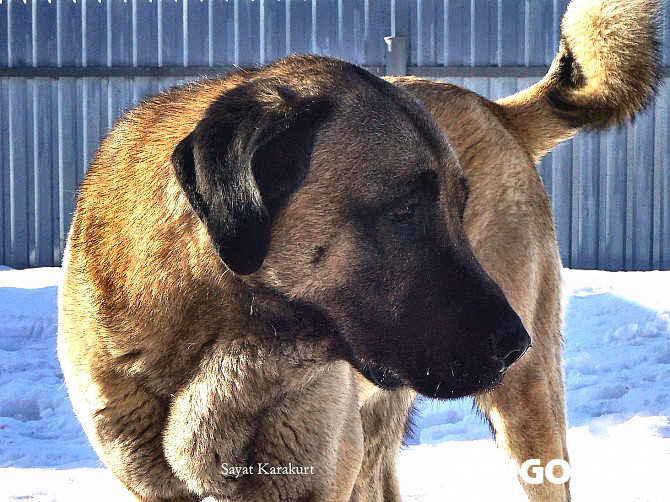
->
[0,0,669,270]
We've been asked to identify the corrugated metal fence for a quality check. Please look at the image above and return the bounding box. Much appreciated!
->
[1,0,669,270]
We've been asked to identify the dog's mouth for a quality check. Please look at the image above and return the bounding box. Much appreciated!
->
[352,351,511,398]
[357,360,406,390]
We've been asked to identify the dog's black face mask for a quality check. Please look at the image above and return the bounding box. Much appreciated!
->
[173,56,530,400]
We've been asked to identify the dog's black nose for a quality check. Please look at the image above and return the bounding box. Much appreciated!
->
[492,321,531,370]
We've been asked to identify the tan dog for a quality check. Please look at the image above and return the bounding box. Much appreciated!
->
[58,0,661,501]
[386,0,661,500]
[59,55,532,502]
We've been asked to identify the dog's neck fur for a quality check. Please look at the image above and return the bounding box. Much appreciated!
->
[236,280,346,366]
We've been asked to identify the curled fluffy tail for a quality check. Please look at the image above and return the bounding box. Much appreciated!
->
[498,0,663,162]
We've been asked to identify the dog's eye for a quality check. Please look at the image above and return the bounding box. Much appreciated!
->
[391,202,418,224]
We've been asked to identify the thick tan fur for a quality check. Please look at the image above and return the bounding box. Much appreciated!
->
[58,1,661,501]
[59,71,369,502]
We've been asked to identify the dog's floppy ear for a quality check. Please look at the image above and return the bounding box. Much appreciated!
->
[172,80,329,275]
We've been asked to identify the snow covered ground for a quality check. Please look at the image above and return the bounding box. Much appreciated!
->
[1,266,669,501]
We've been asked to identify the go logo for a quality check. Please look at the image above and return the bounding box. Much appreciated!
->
[518,459,571,485]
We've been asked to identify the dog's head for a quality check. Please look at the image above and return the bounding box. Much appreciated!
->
[172,55,530,399]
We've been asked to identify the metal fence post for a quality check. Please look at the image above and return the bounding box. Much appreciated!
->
[384,36,407,76]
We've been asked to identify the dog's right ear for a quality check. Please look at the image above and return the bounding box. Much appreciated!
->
[172,80,329,275]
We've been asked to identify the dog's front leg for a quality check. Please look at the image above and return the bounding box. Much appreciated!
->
[353,383,415,502]
[163,338,363,502]
[162,338,274,498]
[476,344,570,502]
